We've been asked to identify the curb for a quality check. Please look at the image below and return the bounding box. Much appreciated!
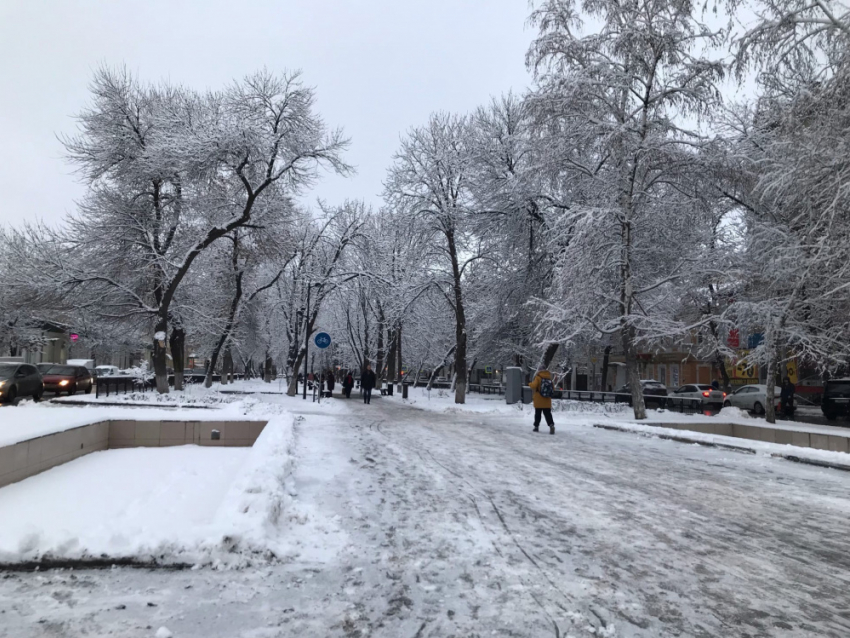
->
[48,399,216,410]
[593,424,850,473]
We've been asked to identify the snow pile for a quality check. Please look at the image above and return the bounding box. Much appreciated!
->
[56,390,239,406]
[0,397,267,447]
[595,420,850,466]
[551,399,630,415]
[0,411,298,567]
[719,405,751,419]
[212,414,298,559]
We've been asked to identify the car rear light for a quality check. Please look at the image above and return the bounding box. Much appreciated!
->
[722,392,727,397]
[702,391,710,397]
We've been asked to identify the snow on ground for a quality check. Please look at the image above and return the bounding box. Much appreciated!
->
[393,386,850,449]
[0,407,297,566]
[1,393,849,637]
[0,446,251,562]
[0,395,273,447]
[0,388,300,566]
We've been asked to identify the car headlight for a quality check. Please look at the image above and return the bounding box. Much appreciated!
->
[59,380,70,386]
[0,380,5,388]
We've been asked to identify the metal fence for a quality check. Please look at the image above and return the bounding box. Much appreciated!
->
[468,383,504,395]
[95,375,149,399]
[556,390,711,414]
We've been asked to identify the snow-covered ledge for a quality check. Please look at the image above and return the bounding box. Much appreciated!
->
[0,419,268,489]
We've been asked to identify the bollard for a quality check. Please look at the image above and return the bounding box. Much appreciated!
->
[402,383,408,399]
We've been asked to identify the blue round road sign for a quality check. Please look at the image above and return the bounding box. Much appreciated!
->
[314,332,331,349]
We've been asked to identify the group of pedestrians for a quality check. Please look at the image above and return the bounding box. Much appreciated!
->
[316,364,377,405]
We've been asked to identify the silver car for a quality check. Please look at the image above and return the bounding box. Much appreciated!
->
[670,384,725,406]
[723,384,783,415]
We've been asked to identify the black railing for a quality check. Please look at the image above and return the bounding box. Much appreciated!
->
[95,375,149,398]
[469,383,505,395]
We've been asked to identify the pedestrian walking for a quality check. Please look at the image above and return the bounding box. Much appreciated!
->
[529,365,555,434]
[362,363,376,405]
[780,376,796,418]
[342,372,354,398]
[327,370,335,395]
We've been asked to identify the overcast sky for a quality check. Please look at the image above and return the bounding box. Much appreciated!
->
[0,0,534,227]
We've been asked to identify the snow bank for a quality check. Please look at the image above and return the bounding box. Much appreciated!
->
[54,390,239,407]
[596,420,850,468]
[718,406,751,420]
[0,408,298,567]
[0,396,269,447]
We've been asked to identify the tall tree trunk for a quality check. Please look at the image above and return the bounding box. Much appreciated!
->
[376,306,386,384]
[170,323,185,391]
[205,271,244,388]
[600,345,612,392]
[222,347,233,385]
[714,352,731,394]
[764,327,778,424]
[386,327,397,384]
[286,346,307,395]
[542,342,559,369]
[447,230,468,404]
[397,324,403,382]
[427,345,456,391]
[623,324,646,419]
[264,351,273,384]
[153,315,169,394]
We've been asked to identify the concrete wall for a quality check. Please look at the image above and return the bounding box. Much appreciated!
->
[0,421,109,488]
[108,420,267,448]
[647,421,850,453]
[0,419,267,489]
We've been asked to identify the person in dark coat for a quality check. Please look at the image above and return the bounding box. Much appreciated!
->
[780,376,795,418]
[361,363,376,405]
[342,372,354,398]
[326,371,335,394]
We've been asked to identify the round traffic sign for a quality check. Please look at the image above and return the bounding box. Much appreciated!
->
[314,332,331,349]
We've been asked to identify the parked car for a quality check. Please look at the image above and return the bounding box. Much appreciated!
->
[0,363,44,403]
[669,384,725,406]
[821,379,850,421]
[95,365,120,377]
[723,384,783,415]
[615,379,668,407]
[41,365,94,396]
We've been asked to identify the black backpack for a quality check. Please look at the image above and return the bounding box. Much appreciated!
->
[539,376,554,398]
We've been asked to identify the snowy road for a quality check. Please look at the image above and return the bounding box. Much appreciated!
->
[2,396,850,637]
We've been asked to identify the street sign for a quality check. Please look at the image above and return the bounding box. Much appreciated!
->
[728,329,740,348]
[484,365,493,374]
[314,332,331,349]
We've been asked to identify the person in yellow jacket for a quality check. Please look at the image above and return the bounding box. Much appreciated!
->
[529,366,555,434]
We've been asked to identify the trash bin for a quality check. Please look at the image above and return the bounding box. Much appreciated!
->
[522,386,533,404]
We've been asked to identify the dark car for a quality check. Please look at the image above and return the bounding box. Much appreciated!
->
[615,379,669,407]
[822,379,850,421]
[0,363,44,403]
[41,365,94,396]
